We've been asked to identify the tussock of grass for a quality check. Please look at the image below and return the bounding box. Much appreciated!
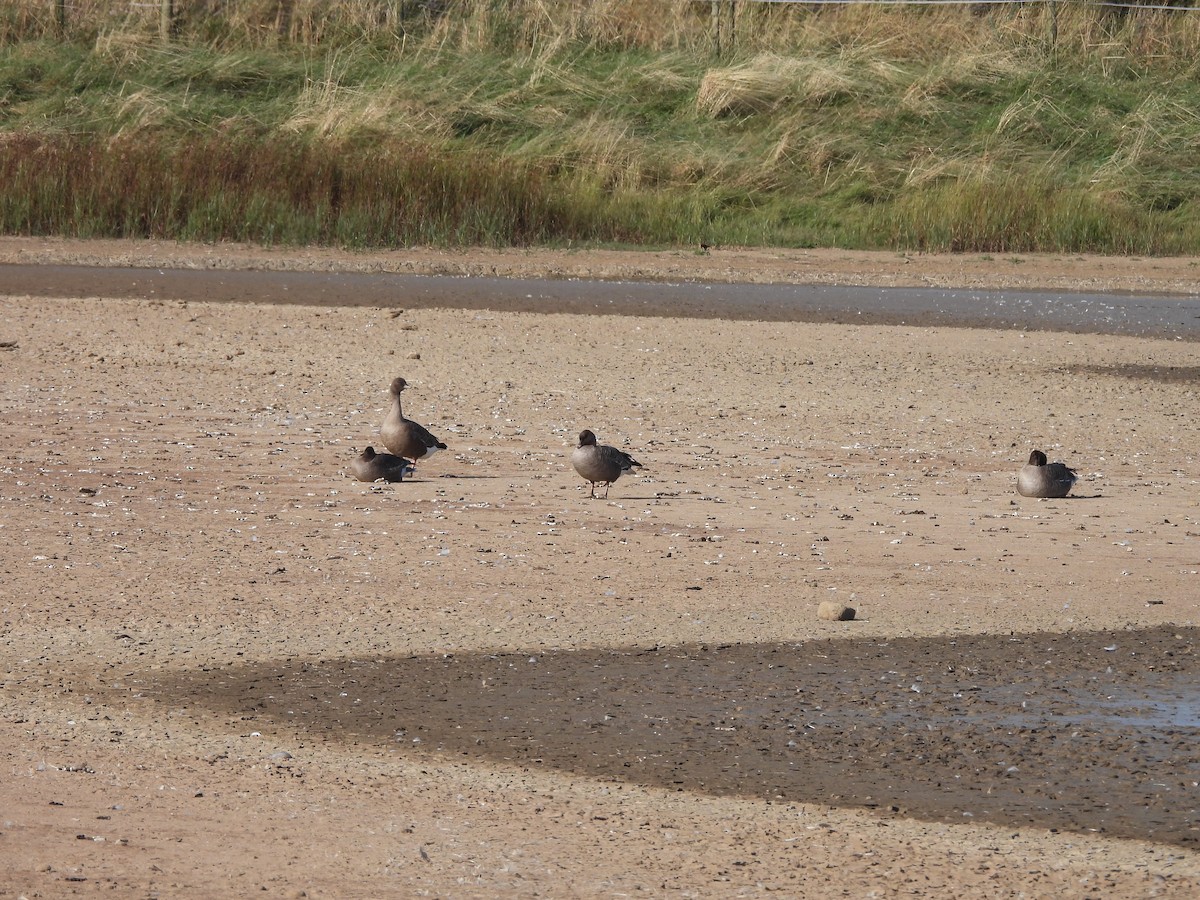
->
[698,55,802,118]
[868,176,1180,254]
[0,131,720,247]
[697,53,867,119]
[1,1,1199,253]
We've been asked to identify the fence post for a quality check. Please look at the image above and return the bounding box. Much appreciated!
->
[711,1,723,58]
[277,0,295,40]
[160,0,176,43]
[1049,0,1058,55]
[711,1,736,59]
[56,0,67,35]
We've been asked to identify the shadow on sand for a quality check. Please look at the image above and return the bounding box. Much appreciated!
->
[123,625,1200,845]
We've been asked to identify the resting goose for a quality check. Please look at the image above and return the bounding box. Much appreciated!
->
[571,429,644,498]
[351,446,414,483]
[380,377,447,465]
[1017,449,1077,498]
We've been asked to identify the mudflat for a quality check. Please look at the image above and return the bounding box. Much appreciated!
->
[2,237,1199,897]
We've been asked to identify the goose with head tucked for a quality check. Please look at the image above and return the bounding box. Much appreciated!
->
[380,377,447,466]
[1017,449,1077,498]
[571,429,644,498]
[351,446,414,483]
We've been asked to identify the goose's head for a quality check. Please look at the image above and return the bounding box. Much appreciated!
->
[1028,449,1048,466]
[389,377,408,396]
[578,429,597,447]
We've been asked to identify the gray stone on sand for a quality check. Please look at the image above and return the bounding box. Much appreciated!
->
[818,600,856,622]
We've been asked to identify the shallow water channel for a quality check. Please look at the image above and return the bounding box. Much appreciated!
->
[6,263,1200,338]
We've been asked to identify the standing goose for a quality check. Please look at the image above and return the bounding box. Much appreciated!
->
[351,446,414,484]
[571,429,644,498]
[1017,449,1077,498]
[380,377,446,467]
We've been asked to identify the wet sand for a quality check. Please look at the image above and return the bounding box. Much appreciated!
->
[2,238,1200,897]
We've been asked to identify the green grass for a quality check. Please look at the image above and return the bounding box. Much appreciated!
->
[1,1,1199,253]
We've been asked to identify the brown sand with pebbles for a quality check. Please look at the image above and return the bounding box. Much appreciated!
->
[2,237,1200,897]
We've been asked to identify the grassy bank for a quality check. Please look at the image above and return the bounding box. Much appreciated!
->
[2,1,1199,253]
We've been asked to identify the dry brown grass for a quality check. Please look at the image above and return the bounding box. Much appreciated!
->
[697,52,870,120]
[697,54,803,118]
[16,1,1200,77]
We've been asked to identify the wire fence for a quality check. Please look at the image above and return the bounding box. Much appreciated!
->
[742,0,1197,7]
[33,0,1200,9]
[12,0,1200,46]
[27,0,1200,12]
[703,0,1199,56]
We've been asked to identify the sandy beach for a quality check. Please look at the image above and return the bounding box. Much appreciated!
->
[2,237,1199,897]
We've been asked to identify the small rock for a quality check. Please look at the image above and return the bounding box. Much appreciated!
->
[817,601,855,622]
[407,352,421,359]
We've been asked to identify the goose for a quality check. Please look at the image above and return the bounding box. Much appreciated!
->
[380,377,446,466]
[351,446,414,483]
[1017,449,1077,498]
[571,429,644,498]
